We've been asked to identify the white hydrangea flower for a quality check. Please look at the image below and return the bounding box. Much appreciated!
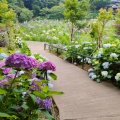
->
[101,71,108,77]
[103,44,111,48]
[38,59,43,62]
[88,59,91,64]
[102,62,110,69]
[91,75,97,79]
[110,53,118,58]
[42,30,46,33]
[52,28,56,31]
[93,55,97,58]
[41,34,44,36]
[74,62,77,65]
[116,73,120,77]
[97,53,102,58]
[30,55,35,59]
[115,73,120,81]
[15,51,21,54]
[86,58,91,62]
[48,83,54,89]
[53,36,58,40]
[88,68,94,72]
[75,41,78,44]
[77,56,81,59]
[96,51,103,58]
[75,45,80,49]
[22,92,26,95]
[18,71,24,76]
[82,42,90,45]
[115,76,119,81]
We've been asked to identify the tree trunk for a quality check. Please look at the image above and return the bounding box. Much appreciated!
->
[70,22,74,43]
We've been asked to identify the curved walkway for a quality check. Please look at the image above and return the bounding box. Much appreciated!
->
[27,41,120,120]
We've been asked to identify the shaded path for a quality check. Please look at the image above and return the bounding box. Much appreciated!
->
[27,41,120,120]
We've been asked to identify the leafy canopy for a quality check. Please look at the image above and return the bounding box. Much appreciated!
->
[64,0,89,23]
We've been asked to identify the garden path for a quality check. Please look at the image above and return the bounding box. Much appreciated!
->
[27,41,120,120]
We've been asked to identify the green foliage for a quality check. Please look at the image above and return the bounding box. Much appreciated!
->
[18,8,33,23]
[23,0,61,17]
[0,0,16,50]
[90,0,110,10]
[0,0,16,26]
[89,40,120,86]
[64,0,89,42]
[48,3,65,19]
[90,8,113,48]
[19,20,70,45]
[66,40,96,64]
[74,20,88,30]
[0,50,63,119]
[115,9,120,35]
[86,10,99,19]
[8,0,33,23]
[64,0,89,23]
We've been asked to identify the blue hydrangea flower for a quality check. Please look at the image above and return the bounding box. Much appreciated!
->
[0,53,8,59]
[102,62,110,69]
[89,72,95,78]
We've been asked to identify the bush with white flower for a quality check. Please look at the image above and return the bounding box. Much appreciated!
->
[66,41,96,65]
[90,40,120,85]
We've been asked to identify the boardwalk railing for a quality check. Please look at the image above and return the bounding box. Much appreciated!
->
[44,43,92,69]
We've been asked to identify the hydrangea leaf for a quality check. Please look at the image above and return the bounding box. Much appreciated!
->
[0,89,6,94]
[41,110,54,120]
[33,91,47,99]
[49,73,57,80]
[21,103,29,110]
[48,90,64,96]
[29,94,36,104]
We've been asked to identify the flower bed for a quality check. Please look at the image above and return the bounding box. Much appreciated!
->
[0,50,63,119]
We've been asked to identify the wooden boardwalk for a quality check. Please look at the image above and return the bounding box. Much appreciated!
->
[27,41,120,120]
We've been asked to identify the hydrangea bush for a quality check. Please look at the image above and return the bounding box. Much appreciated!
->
[0,53,63,120]
[66,41,96,65]
[88,41,120,86]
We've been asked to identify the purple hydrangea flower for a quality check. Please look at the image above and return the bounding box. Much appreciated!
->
[39,98,52,110]
[5,53,38,69]
[0,61,5,68]
[2,68,11,75]
[7,74,15,79]
[36,97,41,104]
[30,80,41,91]
[0,79,8,88]
[31,73,36,79]
[38,61,56,71]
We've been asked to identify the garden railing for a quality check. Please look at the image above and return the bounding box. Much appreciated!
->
[44,43,92,69]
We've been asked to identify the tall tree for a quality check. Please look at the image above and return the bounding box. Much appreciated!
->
[115,9,120,35]
[64,0,89,42]
[0,0,16,49]
[90,8,113,49]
